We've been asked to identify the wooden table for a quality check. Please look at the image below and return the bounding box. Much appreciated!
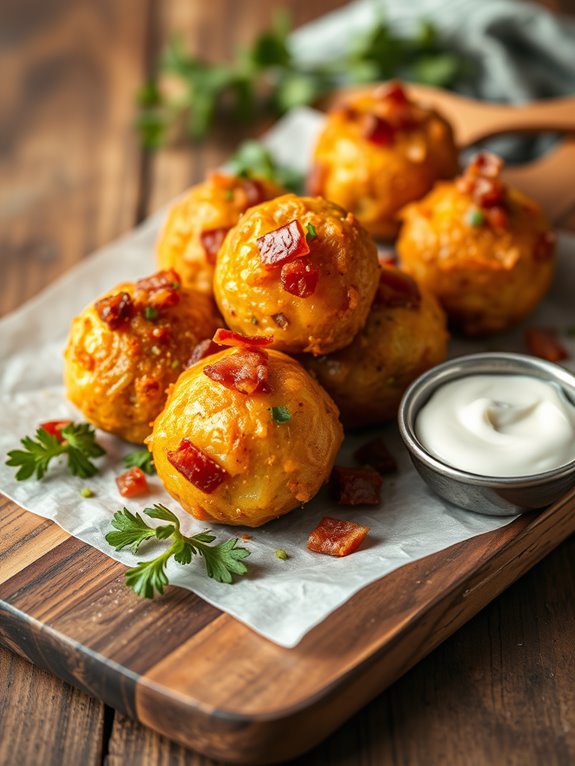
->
[1,1,575,764]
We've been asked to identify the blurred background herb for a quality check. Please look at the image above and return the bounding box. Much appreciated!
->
[136,12,469,148]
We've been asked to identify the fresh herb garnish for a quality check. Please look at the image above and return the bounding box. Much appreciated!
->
[305,223,318,241]
[466,208,485,227]
[275,548,289,560]
[6,422,105,481]
[80,487,95,498]
[106,504,250,596]
[270,405,292,424]
[136,13,468,147]
[227,140,304,193]
[123,449,156,475]
[143,306,158,320]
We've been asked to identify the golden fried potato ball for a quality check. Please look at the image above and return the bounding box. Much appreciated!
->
[304,266,448,427]
[64,270,221,443]
[213,194,380,356]
[148,342,343,527]
[397,152,556,336]
[156,172,285,294]
[309,82,458,240]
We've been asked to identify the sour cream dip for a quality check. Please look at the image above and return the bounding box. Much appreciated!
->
[415,374,575,477]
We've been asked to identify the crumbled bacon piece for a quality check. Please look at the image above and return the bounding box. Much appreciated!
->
[167,438,229,494]
[534,231,556,262]
[257,220,310,270]
[150,326,171,344]
[307,516,370,557]
[361,113,394,146]
[188,338,222,366]
[242,178,267,207]
[457,152,507,213]
[375,268,421,309]
[200,227,230,264]
[280,257,319,298]
[377,81,410,107]
[204,348,270,394]
[40,420,72,443]
[134,270,181,310]
[525,327,569,362]
[354,437,397,476]
[116,467,149,497]
[271,312,289,328]
[95,291,134,330]
[213,329,273,348]
[330,466,383,506]
[485,206,509,230]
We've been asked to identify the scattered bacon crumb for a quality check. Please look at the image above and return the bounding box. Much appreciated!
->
[375,268,421,310]
[533,231,556,262]
[95,291,134,329]
[361,113,394,146]
[167,438,229,494]
[39,420,72,444]
[257,220,310,270]
[116,467,149,498]
[457,152,508,228]
[188,338,222,366]
[213,329,273,348]
[241,534,252,541]
[280,257,319,298]
[200,227,230,264]
[134,270,181,311]
[525,327,569,362]
[330,466,383,506]
[204,348,270,394]
[354,437,397,476]
[307,516,370,557]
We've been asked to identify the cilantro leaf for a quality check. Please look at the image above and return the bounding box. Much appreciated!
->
[123,449,156,475]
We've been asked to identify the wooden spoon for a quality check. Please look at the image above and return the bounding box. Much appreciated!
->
[325,83,575,149]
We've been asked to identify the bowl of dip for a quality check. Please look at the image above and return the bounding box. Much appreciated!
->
[398,352,575,516]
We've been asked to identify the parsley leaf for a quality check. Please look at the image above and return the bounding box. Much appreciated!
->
[6,422,105,481]
[270,405,292,424]
[123,449,156,475]
[105,504,250,597]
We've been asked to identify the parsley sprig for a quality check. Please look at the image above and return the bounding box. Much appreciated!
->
[123,449,156,475]
[136,13,468,147]
[6,422,105,481]
[106,504,250,597]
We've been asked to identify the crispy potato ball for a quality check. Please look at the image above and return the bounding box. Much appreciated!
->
[64,270,221,443]
[157,172,285,294]
[148,343,343,527]
[310,82,458,240]
[304,266,448,427]
[213,194,380,355]
[397,152,556,336]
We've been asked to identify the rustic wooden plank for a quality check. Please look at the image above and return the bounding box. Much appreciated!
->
[0,647,105,766]
[0,0,149,317]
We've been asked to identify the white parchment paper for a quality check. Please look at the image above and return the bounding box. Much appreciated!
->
[1,109,574,648]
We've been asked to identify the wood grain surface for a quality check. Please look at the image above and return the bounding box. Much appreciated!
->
[1,1,575,765]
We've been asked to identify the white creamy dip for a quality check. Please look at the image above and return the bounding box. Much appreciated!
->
[415,374,575,477]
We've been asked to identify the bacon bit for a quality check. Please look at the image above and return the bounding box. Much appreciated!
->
[188,338,222,366]
[361,113,394,146]
[375,268,421,309]
[116,467,149,498]
[534,231,556,262]
[377,81,410,107]
[40,420,72,443]
[139,377,161,397]
[330,466,383,506]
[257,220,310,270]
[280,257,319,298]
[134,270,181,311]
[457,152,507,215]
[485,206,509,230]
[354,437,397,476]
[307,516,370,557]
[213,329,273,348]
[525,327,569,362]
[242,178,267,207]
[271,312,289,328]
[469,151,503,178]
[241,533,252,541]
[167,438,229,494]
[378,251,397,267]
[200,227,230,265]
[204,348,270,395]
[307,163,327,196]
[95,291,134,330]
[150,326,171,344]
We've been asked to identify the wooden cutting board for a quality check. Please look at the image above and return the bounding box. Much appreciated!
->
[2,487,575,764]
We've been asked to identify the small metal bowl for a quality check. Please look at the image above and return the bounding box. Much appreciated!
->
[398,352,575,516]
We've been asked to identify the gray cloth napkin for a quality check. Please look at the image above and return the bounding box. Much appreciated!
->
[291,0,575,160]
